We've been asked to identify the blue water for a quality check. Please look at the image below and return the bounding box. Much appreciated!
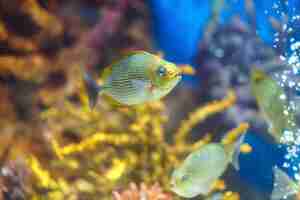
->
[147,0,300,64]
[148,0,300,195]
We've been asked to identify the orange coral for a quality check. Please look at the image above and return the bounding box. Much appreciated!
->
[113,182,173,200]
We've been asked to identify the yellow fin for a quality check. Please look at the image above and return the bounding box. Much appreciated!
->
[251,69,267,83]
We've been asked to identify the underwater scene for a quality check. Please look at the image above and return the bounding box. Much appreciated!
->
[2,0,300,199]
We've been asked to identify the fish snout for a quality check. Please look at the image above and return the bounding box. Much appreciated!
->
[168,70,182,79]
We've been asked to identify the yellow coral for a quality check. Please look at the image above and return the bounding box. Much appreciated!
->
[51,132,134,159]
[223,191,240,200]
[26,156,58,189]
[105,159,127,181]
[175,90,236,143]
[28,83,240,199]
[221,123,249,145]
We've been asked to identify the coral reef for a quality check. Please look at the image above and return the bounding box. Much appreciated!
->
[0,3,245,197]
[26,87,239,199]
[0,0,297,200]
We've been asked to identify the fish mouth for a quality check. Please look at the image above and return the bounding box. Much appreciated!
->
[172,72,182,79]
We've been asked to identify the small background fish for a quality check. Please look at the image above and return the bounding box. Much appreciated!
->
[250,69,297,142]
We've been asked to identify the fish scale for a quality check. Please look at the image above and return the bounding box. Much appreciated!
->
[106,60,151,104]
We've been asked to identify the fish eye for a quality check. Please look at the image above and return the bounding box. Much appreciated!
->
[180,174,189,182]
[157,66,167,77]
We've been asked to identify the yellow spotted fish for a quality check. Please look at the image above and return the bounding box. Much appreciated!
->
[82,51,182,108]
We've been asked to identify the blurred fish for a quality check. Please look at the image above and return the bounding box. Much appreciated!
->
[170,136,245,198]
[82,51,182,108]
[271,167,299,200]
[250,69,297,142]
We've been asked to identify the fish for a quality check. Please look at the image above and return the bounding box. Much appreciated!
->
[250,69,297,142]
[271,167,299,200]
[81,51,182,108]
[170,135,245,198]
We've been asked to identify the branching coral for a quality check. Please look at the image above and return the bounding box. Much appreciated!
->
[0,0,63,56]
[0,1,254,200]
[0,0,152,131]
[22,87,246,199]
[175,90,236,144]
[221,122,249,146]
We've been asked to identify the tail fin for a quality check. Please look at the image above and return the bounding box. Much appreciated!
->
[80,66,101,109]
